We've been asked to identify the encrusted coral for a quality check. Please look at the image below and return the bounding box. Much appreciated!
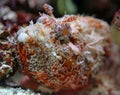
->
[0,25,17,80]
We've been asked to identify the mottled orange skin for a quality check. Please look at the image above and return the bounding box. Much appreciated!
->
[20,75,81,95]
[18,41,89,92]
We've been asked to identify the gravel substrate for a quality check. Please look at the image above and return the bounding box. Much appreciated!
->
[0,86,41,95]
